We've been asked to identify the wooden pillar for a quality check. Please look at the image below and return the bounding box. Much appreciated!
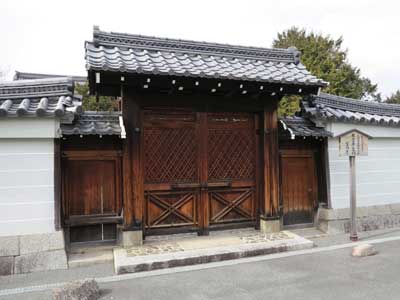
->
[260,100,280,232]
[255,113,262,230]
[122,95,134,229]
[121,94,144,234]
[131,99,144,230]
[122,138,133,227]
[198,112,209,235]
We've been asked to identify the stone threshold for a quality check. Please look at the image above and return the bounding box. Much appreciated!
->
[67,243,115,268]
[113,231,314,274]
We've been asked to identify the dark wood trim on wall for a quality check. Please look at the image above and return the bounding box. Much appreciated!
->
[54,138,61,231]
[91,72,320,99]
[322,139,331,208]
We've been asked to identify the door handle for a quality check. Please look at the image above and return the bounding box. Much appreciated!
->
[171,183,201,189]
[206,181,232,188]
[171,181,232,189]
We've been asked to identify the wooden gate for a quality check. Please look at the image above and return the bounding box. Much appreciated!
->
[143,109,257,233]
[207,112,256,227]
[280,150,317,226]
[62,151,122,243]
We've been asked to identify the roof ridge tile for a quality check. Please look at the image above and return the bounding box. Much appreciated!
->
[0,77,82,119]
[92,29,298,63]
[314,93,400,117]
[303,93,400,127]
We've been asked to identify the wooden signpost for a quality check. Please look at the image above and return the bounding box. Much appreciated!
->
[338,129,371,241]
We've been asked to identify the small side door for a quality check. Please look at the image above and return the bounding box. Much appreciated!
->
[62,151,122,243]
[280,150,317,226]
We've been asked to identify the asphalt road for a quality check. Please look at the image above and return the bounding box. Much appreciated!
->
[4,239,400,300]
[99,239,400,300]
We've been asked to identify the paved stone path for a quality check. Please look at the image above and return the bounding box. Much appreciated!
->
[126,231,296,257]
[240,231,294,243]
[127,243,184,257]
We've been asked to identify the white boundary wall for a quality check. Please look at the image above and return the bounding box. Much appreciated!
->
[326,122,400,209]
[0,119,60,237]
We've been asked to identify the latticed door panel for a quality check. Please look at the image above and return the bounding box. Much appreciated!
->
[143,109,257,231]
[209,188,255,224]
[145,191,198,228]
[143,109,200,230]
[206,112,257,225]
[207,112,255,181]
[143,110,198,184]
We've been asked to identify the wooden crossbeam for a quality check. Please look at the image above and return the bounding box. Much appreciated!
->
[148,193,194,226]
[210,190,252,222]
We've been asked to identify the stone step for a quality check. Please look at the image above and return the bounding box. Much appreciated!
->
[113,231,314,274]
[68,249,114,268]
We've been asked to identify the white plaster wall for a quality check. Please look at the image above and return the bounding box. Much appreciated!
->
[0,118,60,138]
[0,138,55,236]
[327,121,400,209]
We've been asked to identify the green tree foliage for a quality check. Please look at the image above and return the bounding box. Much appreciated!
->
[75,81,118,111]
[273,28,380,116]
[386,90,400,104]
[277,95,302,116]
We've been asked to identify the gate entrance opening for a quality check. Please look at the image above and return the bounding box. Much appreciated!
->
[143,109,258,234]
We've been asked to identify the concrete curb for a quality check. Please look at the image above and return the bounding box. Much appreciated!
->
[113,234,314,274]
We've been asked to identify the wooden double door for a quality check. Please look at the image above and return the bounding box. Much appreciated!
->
[143,109,257,234]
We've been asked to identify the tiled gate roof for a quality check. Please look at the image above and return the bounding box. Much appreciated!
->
[279,116,332,139]
[61,111,125,138]
[85,27,327,87]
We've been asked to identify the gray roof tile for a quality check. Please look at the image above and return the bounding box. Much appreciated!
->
[279,116,332,139]
[61,111,125,137]
[14,71,87,84]
[0,78,82,118]
[85,28,327,87]
[303,93,400,126]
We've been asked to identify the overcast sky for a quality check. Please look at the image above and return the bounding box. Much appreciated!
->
[1,0,399,98]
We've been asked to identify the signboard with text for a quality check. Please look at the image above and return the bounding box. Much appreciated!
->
[338,130,370,157]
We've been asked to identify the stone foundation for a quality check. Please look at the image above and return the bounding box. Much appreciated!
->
[317,203,400,234]
[260,218,280,233]
[118,230,143,247]
[0,230,67,276]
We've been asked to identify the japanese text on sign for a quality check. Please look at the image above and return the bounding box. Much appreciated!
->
[339,130,369,156]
